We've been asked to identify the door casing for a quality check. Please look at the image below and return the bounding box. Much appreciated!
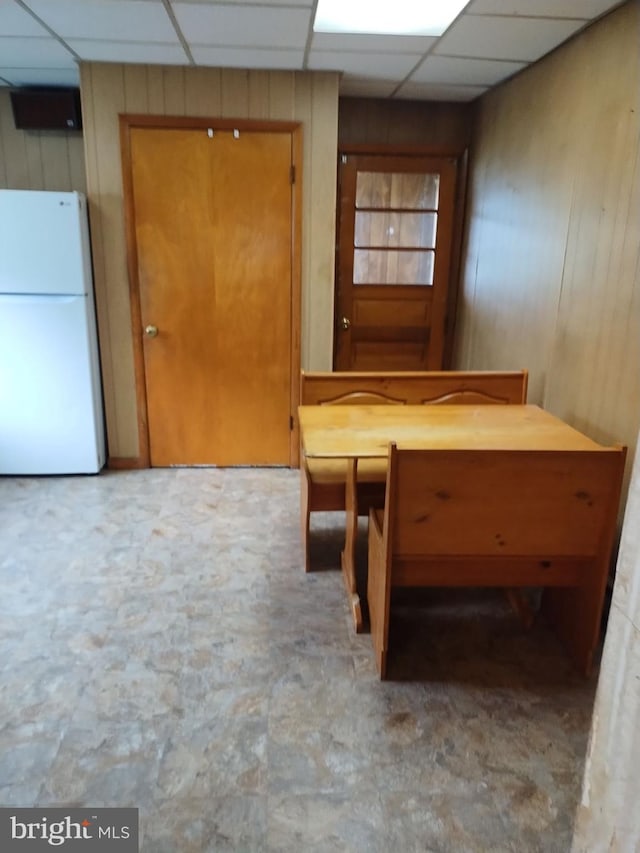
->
[120,114,302,467]
[334,145,468,371]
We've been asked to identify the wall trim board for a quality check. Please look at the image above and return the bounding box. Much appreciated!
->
[107,456,146,470]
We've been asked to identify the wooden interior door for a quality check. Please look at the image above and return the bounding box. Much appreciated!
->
[334,153,457,371]
[129,126,294,466]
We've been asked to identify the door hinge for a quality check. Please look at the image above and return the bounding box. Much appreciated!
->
[290,415,294,430]
[290,165,296,184]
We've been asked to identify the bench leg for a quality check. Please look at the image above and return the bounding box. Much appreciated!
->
[505,588,536,629]
[367,508,391,679]
[300,466,311,573]
[340,458,363,632]
[541,563,609,676]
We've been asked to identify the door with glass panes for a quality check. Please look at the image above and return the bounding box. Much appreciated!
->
[334,153,457,371]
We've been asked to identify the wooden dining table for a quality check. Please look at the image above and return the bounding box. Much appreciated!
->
[298,403,604,632]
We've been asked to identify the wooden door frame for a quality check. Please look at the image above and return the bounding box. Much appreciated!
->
[120,114,303,468]
[333,143,468,370]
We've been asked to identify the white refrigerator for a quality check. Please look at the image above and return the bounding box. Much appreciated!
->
[0,189,106,475]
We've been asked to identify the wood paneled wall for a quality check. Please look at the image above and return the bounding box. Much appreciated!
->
[456,1,639,488]
[338,97,472,151]
[0,90,86,191]
[80,63,339,461]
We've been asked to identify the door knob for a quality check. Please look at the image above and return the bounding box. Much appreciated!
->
[144,325,158,338]
[341,316,351,330]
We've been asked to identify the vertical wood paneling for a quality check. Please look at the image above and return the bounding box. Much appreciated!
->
[80,62,339,460]
[338,97,472,150]
[221,69,250,118]
[184,67,219,116]
[162,66,187,116]
[0,90,86,192]
[123,65,149,113]
[572,431,640,852]
[456,2,640,482]
[146,66,165,113]
[85,64,140,457]
[248,72,270,119]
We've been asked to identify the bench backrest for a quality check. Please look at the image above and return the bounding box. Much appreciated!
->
[300,370,528,407]
[385,445,625,571]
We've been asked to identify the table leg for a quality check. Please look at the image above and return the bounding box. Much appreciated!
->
[340,457,363,632]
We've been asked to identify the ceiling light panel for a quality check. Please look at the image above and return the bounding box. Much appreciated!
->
[311,32,438,53]
[314,0,469,36]
[24,0,178,42]
[174,4,311,48]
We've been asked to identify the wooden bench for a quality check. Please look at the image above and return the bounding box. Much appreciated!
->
[299,369,528,571]
[367,444,626,679]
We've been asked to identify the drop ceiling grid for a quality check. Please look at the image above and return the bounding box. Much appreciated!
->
[0,0,626,99]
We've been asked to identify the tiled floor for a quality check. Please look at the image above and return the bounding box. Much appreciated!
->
[0,468,598,851]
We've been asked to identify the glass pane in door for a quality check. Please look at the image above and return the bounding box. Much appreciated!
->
[355,172,440,210]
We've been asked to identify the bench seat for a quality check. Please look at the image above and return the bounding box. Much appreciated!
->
[299,369,529,571]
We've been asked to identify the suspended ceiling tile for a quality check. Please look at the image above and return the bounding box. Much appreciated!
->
[0,36,76,67]
[435,14,585,61]
[0,66,80,87]
[308,50,421,78]
[411,55,527,86]
[310,32,437,53]
[173,3,311,48]
[191,45,304,69]
[468,0,622,18]
[175,0,314,5]
[67,39,189,65]
[395,81,488,101]
[25,0,177,42]
[339,77,399,97]
[0,2,52,37]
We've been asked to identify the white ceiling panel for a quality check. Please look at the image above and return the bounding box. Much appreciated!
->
[2,0,624,102]
[191,45,304,69]
[174,0,314,5]
[396,81,488,101]
[435,15,585,62]
[339,77,398,98]
[174,4,311,48]
[308,50,421,78]
[411,56,526,86]
[25,0,177,42]
[0,66,80,86]
[468,0,622,18]
[0,36,76,66]
[68,40,189,64]
[310,32,437,53]
[0,1,51,36]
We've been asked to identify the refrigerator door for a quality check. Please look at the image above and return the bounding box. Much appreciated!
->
[0,293,105,475]
[0,190,91,296]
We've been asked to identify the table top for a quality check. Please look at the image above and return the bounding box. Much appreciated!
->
[298,404,604,458]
